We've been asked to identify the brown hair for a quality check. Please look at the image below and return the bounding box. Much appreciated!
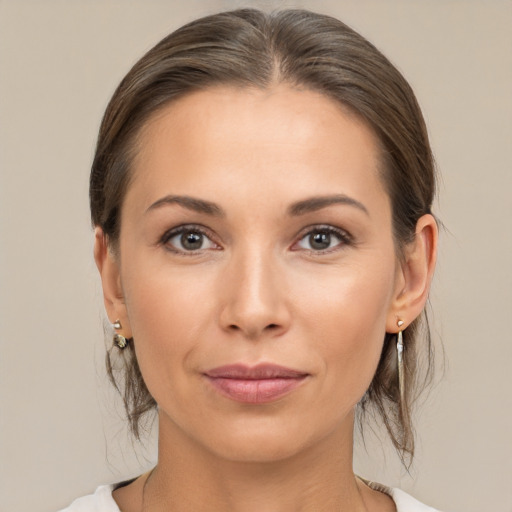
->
[91,8,436,463]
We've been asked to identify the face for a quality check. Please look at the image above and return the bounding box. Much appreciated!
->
[108,85,408,462]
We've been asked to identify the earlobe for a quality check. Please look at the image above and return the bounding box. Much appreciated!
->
[387,214,438,332]
[93,227,132,338]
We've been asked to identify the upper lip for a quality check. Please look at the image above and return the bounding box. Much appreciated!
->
[204,363,308,380]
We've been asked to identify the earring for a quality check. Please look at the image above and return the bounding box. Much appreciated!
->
[397,319,405,403]
[112,319,128,349]
[113,333,128,349]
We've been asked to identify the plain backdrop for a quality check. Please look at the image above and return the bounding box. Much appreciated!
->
[1,1,511,511]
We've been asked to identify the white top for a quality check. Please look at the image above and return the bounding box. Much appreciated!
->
[58,481,441,511]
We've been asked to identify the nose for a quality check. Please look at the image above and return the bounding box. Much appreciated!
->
[218,247,291,340]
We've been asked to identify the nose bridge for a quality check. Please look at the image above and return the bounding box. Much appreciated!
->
[219,240,289,338]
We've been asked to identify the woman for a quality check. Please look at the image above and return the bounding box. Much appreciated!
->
[61,8,440,511]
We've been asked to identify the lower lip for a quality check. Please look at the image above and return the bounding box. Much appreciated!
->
[205,376,307,404]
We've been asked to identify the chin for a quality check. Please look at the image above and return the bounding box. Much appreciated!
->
[197,415,333,465]
[210,435,310,464]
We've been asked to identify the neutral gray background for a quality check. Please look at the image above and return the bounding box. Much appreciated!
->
[1,1,511,511]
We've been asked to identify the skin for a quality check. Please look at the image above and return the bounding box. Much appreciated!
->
[95,85,437,511]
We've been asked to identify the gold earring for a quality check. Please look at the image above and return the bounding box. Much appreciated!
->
[113,319,128,349]
[113,333,128,349]
[397,319,405,404]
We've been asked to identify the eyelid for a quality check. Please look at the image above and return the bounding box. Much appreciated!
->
[158,223,353,254]
[160,224,221,254]
[291,224,353,252]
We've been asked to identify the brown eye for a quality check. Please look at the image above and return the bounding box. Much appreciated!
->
[295,226,351,252]
[309,231,332,250]
[181,231,204,250]
[163,226,218,253]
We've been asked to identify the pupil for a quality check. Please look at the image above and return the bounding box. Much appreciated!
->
[310,232,330,250]
[181,232,202,250]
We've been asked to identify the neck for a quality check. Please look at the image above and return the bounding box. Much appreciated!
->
[143,410,368,512]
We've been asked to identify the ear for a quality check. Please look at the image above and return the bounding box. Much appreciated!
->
[386,214,438,332]
[93,227,132,339]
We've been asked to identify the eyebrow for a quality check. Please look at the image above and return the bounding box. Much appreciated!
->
[145,195,225,217]
[287,194,369,216]
[145,193,368,217]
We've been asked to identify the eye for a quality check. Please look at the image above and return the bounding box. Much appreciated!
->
[161,226,218,253]
[294,226,351,252]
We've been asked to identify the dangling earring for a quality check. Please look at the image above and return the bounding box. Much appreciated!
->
[113,319,128,349]
[114,333,128,349]
[397,319,405,403]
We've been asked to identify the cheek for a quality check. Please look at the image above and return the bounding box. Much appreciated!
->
[294,260,395,398]
[121,260,216,390]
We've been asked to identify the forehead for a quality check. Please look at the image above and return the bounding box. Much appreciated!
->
[128,84,387,215]
[137,84,376,155]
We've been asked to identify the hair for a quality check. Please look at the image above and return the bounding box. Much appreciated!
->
[90,8,436,463]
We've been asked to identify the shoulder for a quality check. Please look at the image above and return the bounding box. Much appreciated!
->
[366,480,441,512]
[57,485,119,512]
[390,488,441,512]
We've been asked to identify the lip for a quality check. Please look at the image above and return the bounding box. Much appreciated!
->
[204,364,309,404]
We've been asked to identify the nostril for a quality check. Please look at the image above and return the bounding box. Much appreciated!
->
[227,323,280,335]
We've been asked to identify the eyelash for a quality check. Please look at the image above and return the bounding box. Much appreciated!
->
[160,224,218,254]
[159,224,353,255]
[292,225,353,253]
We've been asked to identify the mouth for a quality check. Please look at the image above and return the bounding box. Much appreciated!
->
[203,363,309,404]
